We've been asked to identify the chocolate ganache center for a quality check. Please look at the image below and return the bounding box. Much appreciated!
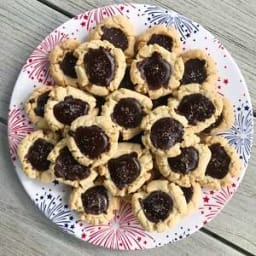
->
[148,34,173,52]
[84,47,116,87]
[26,138,54,171]
[108,152,141,189]
[60,51,78,78]
[150,117,184,150]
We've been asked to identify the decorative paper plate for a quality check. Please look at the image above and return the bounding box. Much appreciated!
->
[8,4,253,250]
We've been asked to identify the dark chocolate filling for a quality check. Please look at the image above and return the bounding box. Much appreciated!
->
[137,52,171,90]
[203,114,223,133]
[181,58,207,85]
[111,98,144,128]
[177,93,216,125]
[140,191,173,223]
[72,125,110,159]
[101,26,128,51]
[206,143,231,179]
[119,67,135,90]
[147,34,173,52]
[60,51,78,78]
[84,47,116,87]
[34,91,50,117]
[53,96,89,125]
[54,146,91,181]
[167,147,199,174]
[152,94,170,109]
[180,186,193,203]
[26,138,54,171]
[150,117,184,150]
[81,185,109,215]
[108,152,141,189]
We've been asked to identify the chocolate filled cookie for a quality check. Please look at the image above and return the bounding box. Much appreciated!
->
[74,40,126,96]
[132,180,187,232]
[102,88,152,140]
[49,39,80,87]
[169,83,223,133]
[136,25,182,55]
[25,85,52,129]
[203,97,234,135]
[44,86,96,134]
[67,115,119,167]
[200,136,241,190]
[179,182,202,216]
[180,49,218,89]
[141,106,199,157]
[98,143,153,196]
[17,130,58,182]
[130,44,184,99]
[69,182,119,225]
[87,15,136,58]
[47,139,98,187]
[156,144,211,187]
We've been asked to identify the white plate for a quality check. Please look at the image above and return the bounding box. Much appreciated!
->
[8,3,253,250]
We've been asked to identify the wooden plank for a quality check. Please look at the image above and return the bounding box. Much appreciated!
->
[0,0,69,120]
[42,0,256,111]
[0,125,244,256]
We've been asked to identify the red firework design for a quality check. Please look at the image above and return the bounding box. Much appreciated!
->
[23,31,69,85]
[199,180,238,224]
[8,107,34,161]
[80,200,153,250]
[75,4,132,30]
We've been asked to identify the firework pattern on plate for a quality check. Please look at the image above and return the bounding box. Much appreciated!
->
[22,31,69,85]
[220,99,253,166]
[75,4,133,30]
[8,106,34,161]
[142,5,199,40]
[79,200,154,250]
[33,186,77,234]
[8,4,253,250]
[199,177,239,224]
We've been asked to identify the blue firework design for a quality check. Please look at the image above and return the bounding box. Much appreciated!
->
[34,187,77,233]
[221,100,253,166]
[143,6,199,40]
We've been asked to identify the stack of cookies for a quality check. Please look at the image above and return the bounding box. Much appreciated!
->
[18,15,241,232]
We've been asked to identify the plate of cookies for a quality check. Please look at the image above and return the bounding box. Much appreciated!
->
[8,3,253,250]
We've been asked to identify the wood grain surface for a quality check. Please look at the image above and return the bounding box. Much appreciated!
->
[0,0,255,255]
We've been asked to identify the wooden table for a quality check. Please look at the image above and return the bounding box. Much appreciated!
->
[0,1,255,255]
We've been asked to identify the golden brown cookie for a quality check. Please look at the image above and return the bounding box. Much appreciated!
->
[101,88,152,140]
[130,44,184,99]
[47,139,98,187]
[169,83,223,133]
[87,15,136,58]
[200,136,241,190]
[141,106,200,157]
[25,85,52,130]
[98,143,153,196]
[179,182,202,216]
[131,180,187,232]
[202,97,234,135]
[136,24,182,55]
[69,181,119,225]
[155,144,211,187]
[67,115,119,167]
[44,86,96,134]
[180,49,218,89]
[74,40,126,96]
[17,130,58,182]
[49,39,80,87]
